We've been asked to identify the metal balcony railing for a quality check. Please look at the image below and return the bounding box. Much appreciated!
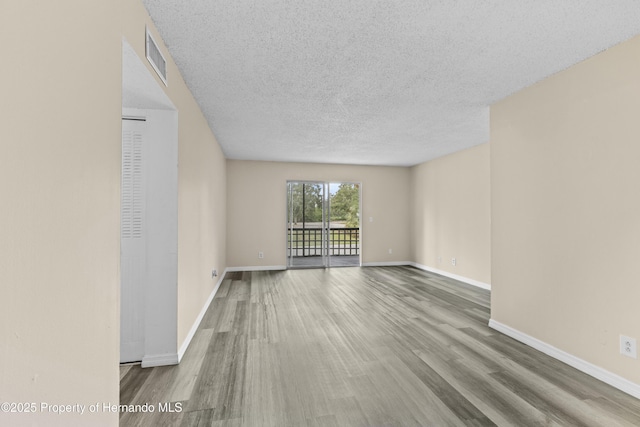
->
[287,227,359,257]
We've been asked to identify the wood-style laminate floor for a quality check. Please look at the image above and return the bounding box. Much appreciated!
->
[120,266,640,426]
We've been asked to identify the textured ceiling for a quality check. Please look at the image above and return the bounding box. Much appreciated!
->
[142,1,640,166]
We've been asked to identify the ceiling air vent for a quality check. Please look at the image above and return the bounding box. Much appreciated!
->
[146,28,167,86]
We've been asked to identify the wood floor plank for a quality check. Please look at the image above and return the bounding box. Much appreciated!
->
[120,365,179,426]
[415,350,560,426]
[187,331,248,418]
[120,364,154,405]
[382,334,495,425]
[242,340,289,426]
[586,396,640,426]
[121,266,640,426]
[329,396,371,426]
[119,363,134,381]
[168,328,214,402]
[214,279,233,299]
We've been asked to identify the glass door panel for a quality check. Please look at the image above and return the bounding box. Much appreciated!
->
[287,181,328,268]
[328,182,360,267]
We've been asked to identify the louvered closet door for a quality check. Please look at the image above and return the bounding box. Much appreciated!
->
[120,118,146,363]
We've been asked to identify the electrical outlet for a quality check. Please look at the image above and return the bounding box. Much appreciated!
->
[451,258,456,266]
[437,256,441,265]
[388,248,393,254]
[620,335,637,359]
[211,269,217,278]
[258,251,264,259]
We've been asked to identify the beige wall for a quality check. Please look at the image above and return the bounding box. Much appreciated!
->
[410,144,491,285]
[0,2,226,425]
[227,160,411,267]
[0,2,122,425]
[175,104,227,348]
[122,2,227,352]
[491,35,640,384]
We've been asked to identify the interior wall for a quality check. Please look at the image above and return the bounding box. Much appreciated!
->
[226,160,411,267]
[0,2,122,426]
[491,35,640,385]
[0,1,227,425]
[122,1,227,351]
[410,143,491,285]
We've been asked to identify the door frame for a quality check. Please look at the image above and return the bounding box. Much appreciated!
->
[286,180,362,269]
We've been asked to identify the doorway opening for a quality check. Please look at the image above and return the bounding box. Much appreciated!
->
[286,181,361,268]
[121,39,178,367]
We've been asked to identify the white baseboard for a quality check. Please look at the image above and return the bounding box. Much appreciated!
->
[489,319,640,400]
[410,262,491,291]
[141,352,179,368]
[177,268,229,362]
[226,265,286,272]
[362,261,411,267]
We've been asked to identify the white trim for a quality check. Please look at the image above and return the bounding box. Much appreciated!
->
[489,319,640,400]
[226,265,287,272]
[410,262,491,290]
[141,353,178,368]
[362,261,412,267]
[177,268,229,362]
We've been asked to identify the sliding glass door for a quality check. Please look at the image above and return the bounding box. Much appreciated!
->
[287,181,327,268]
[287,181,360,269]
